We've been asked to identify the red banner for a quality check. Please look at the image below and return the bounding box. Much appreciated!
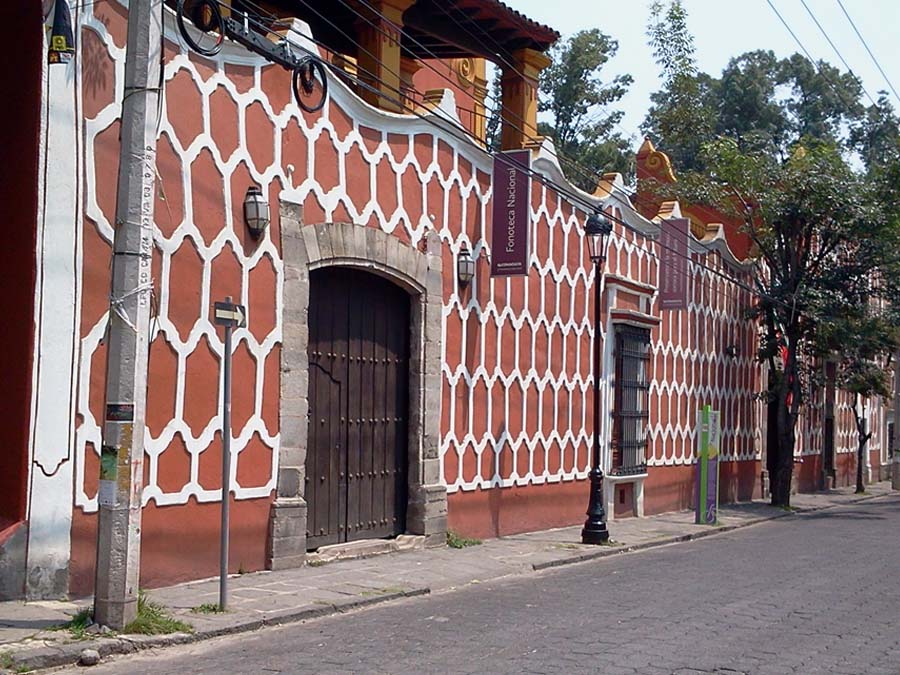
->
[659,217,690,310]
[490,150,531,277]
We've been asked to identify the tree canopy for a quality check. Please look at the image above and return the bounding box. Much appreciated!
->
[642,0,900,505]
[536,29,634,188]
[642,2,898,174]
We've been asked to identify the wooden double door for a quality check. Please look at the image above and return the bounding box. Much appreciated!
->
[306,267,410,549]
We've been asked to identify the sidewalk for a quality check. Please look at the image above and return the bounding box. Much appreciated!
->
[1,482,895,672]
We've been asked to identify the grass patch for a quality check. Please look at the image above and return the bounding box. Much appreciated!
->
[190,603,225,615]
[446,531,481,549]
[48,607,94,639]
[778,504,800,512]
[122,591,192,635]
[62,607,94,639]
[0,651,30,673]
[307,559,328,567]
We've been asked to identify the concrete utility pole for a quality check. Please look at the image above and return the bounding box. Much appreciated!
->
[94,0,162,629]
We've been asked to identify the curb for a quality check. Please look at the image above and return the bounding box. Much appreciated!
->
[532,491,890,572]
[5,588,430,673]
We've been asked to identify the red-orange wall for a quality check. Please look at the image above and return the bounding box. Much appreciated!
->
[70,5,281,595]
[70,498,272,595]
[448,481,586,540]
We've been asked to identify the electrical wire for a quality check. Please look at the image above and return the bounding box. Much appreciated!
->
[186,1,900,328]
[835,0,900,106]
[179,0,821,319]
[327,0,717,287]
[345,0,642,208]
[764,0,872,117]
[798,0,877,108]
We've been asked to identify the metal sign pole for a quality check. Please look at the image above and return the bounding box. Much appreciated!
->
[220,298,232,611]
[213,296,245,612]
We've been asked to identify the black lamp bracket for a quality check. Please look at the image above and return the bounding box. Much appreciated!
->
[176,0,328,113]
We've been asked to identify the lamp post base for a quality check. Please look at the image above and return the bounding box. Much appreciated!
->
[581,466,609,544]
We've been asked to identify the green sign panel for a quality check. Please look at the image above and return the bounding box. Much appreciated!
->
[695,405,721,525]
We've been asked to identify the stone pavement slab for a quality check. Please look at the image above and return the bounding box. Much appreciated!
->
[0,481,893,672]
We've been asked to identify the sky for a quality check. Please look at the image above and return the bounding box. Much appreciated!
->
[508,0,900,147]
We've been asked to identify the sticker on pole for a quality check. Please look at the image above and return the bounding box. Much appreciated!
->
[105,402,134,422]
[214,301,246,328]
[98,445,118,507]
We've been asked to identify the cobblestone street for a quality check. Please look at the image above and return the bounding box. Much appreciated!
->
[63,494,900,674]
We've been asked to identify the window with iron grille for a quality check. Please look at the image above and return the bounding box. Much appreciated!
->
[612,326,651,475]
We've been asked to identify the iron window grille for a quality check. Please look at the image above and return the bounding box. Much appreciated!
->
[611,326,651,476]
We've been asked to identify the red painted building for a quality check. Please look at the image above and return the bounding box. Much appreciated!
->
[0,0,892,600]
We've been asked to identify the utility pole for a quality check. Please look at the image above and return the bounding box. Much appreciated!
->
[93,0,162,630]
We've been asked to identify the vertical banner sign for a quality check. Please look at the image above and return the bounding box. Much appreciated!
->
[490,150,531,277]
[695,405,721,524]
[659,217,690,310]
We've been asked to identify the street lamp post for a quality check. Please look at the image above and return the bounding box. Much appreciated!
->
[582,212,613,545]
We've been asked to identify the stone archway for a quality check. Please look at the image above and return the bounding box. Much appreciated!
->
[268,203,446,569]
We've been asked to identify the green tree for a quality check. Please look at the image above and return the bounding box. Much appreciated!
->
[850,92,900,173]
[716,50,788,156]
[642,3,872,171]
[538,29,634,188]
[654,139,900,506]
[778,54,865,143]
[816,309,900,493]
[485,72,502,153]
[642,0,715,172]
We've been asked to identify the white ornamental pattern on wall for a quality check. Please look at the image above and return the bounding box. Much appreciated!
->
[441,184,602,493]
[442,191,765,494]
[74,3,504,510]
[75,2,777,510]
[76,6,284,512]
[648,250,762,467]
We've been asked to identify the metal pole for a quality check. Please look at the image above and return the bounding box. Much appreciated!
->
[592,260,602,473]
[220,296,233,611]
[94,0,162,630]
[892,354,900,490]
[582,258,609,544]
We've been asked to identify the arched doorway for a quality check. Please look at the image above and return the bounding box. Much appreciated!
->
[305,267,411,548]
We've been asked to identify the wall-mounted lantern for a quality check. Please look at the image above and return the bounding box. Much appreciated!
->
[243,185,270,239]
[457,243,476,287]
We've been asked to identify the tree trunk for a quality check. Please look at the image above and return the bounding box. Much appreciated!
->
[856,438,866,493]
[766,372,779,488]
[770,342,799,507]
[772,400,795,506]
[852,398,869,494]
